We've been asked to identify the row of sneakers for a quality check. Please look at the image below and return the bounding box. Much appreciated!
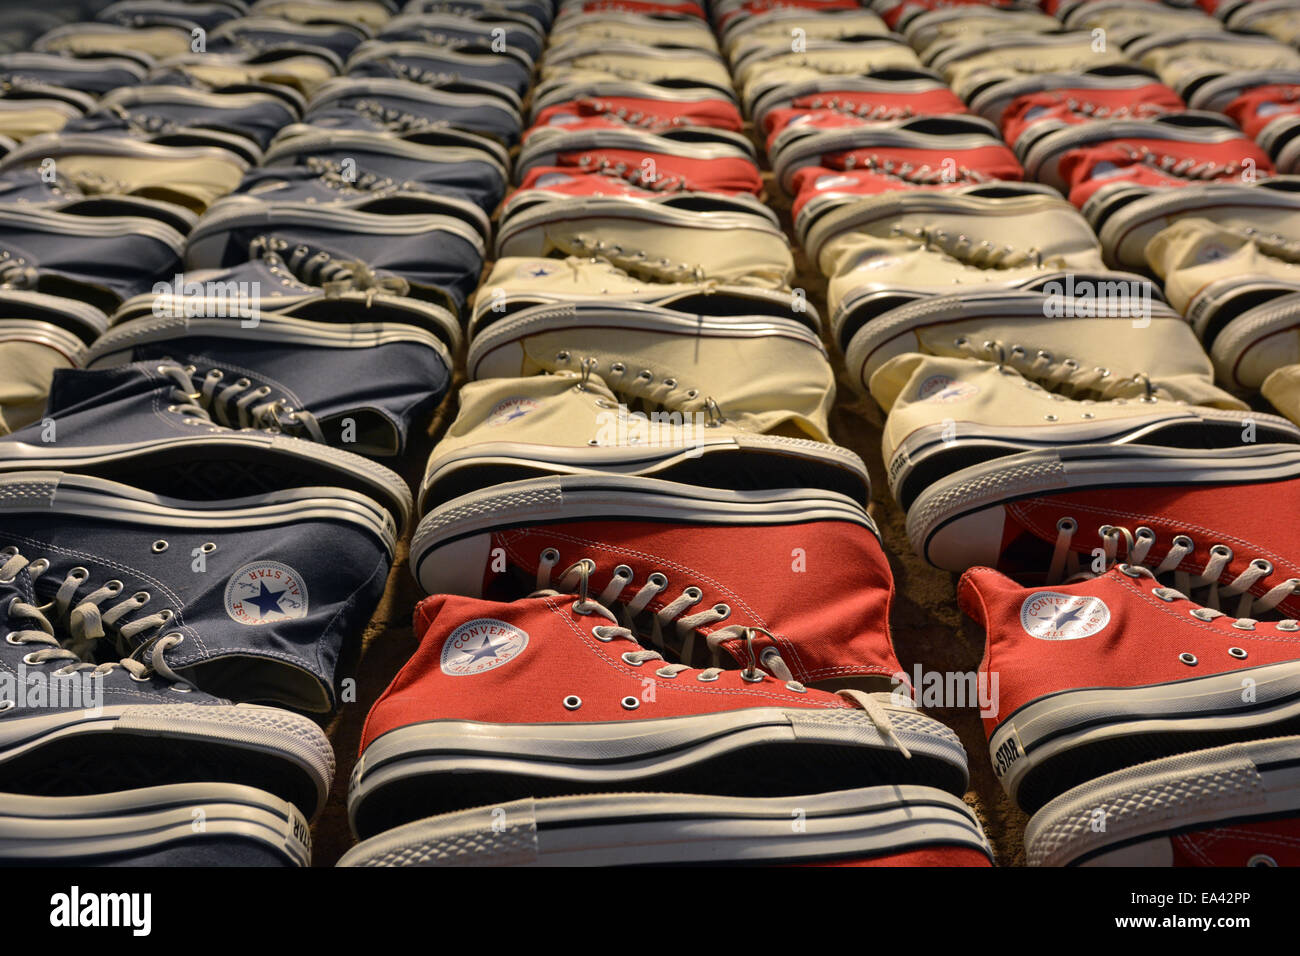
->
[0,0,504,866]
[333,0,999,867]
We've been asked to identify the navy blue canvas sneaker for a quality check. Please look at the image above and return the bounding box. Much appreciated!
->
[0,52,146,95]
[377,12,544,61]
[88,310,454,458]
[305,75,521,147]
[0,288,107,346]
[147,48,343,99]
[183,195,484,315]
[263,123,508,212]
[346,39,532,100]
[97,0,246,32]
[0,207,185,313]
[0,169,198,234]
[56,110,265,165]
[0,473,395,715]
[96,84,300,151]
[406,0,551,32]
[208,17,367,61]
[0,783,313,867]
[0,542,335,815]
[0,362,414,530]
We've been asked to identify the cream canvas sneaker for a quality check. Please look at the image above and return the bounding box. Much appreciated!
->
[153,50,342,98]
[1128,31,1300,99]
[843,289,1247,409]
[1226,0,1300,46]
[1263,363,1300,426]
[541,43,734,91]
[1209,292,1300,391]
[494,197,796,290]
[738,46,925,113]
[1061,0,1221,46]
[549,13,719,50]
[418,370,868,512]
[722,7,889,55]
[34,23,192,61]
[871,352,1297,510]
[467,301,836,440]
[904,7,1060,57]
[0,98,81,142]
[933,33,1133,102]
[470,256,815,339]
[810,190,1107,348]
[1146,217,1300,343]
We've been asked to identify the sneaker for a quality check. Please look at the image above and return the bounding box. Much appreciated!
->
[0,362,413,530]
[0,471,395,714]
[208,16,368,62]
[340,785,992,866]
[419,369,868,512]
[0,541,335,816]
[903,5,1060,56]
[1145,217,1300,345]
[467,302,833,439]
[34,22,191,61]
[873,352,1298,511]
[734,38,923,96]
[305,76,523,148]
[503,172,775,221]
[151,49,341,98]
[96,84,299,152]
[380,11,544,60]
[95,0,243,31]
[751,70,968,133]
[933,33,1135,103]
[493,197,794,290]
[960,562,1300,813]
[0,95,81,143]
[539,41,733,91]
[1208,291,1300,392]
[87,310,453,459]
[1129,30,1300,101]
[909,443,1300,620]
[410,475,908,689]
[549,10,717,49]
[1097,177,1300,271]
[0,206,185,313]
[1061,0,1220,46]
[346,40,533,99]
[970,66,1185,132]
[470,255,806,338]
[255,0,395,30]
[1225,0,1300,46]
[722,6,889,53]
[1026,737,1300,867]
[0,52,146,96]
[842,290,1244,408]
[530,83,742,134]
[0,132,249,213]
[347,589,968,836]
[0,782,313,866]
[183,195,485,315]
[0,318,91,435]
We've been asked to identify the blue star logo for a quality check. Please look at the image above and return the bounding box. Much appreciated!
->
[528,267,553,277]
[247,581,287,618]
[503,407,529,421]
[462,634,503,663]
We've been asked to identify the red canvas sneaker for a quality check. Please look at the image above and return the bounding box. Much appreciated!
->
[411,475,906,691]
[1002,85,1187,153]
[717,0,859,31]
[771,114,1008,193]
[752,73,968,133]
[347,590,969,838]
[1027,737,1300,866]
[874,0,1031,31]
[340,785,992,866]
[1223,82,1300,140]
[531,94,744,134]
[570,0,707,17]
[1061,142,1264,214]
[515,127,762,196]
[960,562,1300,813]
[910,443,1300,619]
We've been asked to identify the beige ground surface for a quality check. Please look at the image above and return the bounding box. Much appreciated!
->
[308,178,1028,868]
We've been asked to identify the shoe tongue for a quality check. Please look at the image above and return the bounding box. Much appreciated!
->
[43,364,175,415]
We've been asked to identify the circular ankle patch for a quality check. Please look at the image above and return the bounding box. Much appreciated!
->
[1020,592,1110,641]
[919,375,977,403]
[485,397,542,426]
[224,561,309,626]
[441,618,530,676]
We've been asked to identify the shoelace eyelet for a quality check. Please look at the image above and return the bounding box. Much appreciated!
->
[696,672,719,682]
[620,652,643,666]
[1179,652,1198,666]
[620,696,640,710]
[562,695,582,710]
[1229,647,1248,659]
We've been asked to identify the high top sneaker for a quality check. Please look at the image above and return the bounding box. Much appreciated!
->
[258,0,394,29]
[907,442,1300,623]
[0,289,103,433]
[1130,31,1300,101]
[34,22,191,61]
[182,195,486,316]
[770,115,1010,195]
[346,40,533,100]
[733,40,925,101]
[96,84,298,152]
[493,197,795,290]
[0,52,147,97]
[0,363,413,530]
[149,49,341,99]
[871,352,1298,513]
[900,5,1059,56]
[411,475,903,689]
[530,84,744,134]
[57,106,264,167]
[86,310,453,459]
[515,127,761,197]
[348,590,969,838]
[1020,114,1265,194]
[0,470,395,714]
[960,563,1300,813]
[1145,217,1300,346]
[810,191,1108,348]
[931,32,1134,102]
[0,543,334,818]
[419,370,868,512]
[842,290,1244,408]
[1060,0,1221,46]
[1097,176,1300,271]
[378,11,543,60]
[0,206,185,314]
[1223,80,1300,142]
[970,66,1186,132]
[305,76,523,149]
[1208,292,1300,392]
[260,123,509,215]
[0,782,314,866]
[547,14,716,51]
[209,15,367,62]
[469,255,804,338]
[0,131,249,213]
[539,42,734,91]
[467,302,834,440]
[1026,736,1300,866]
[340,785,993,866]
[750,72,969,134]
[722,6,889,54]
[503,173,775,222]
[1225,0,1300,45]
[0,96,80,143]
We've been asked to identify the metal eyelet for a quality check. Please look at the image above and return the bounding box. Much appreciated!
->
[621,696,640,710]
[655,667,678,678]
[132,591,150,604]
[151,540,168,553]
[1228,647,1248,658]
[158,609,173,621]
[785,681,807,693]
[1231,620,1256,631]
[1190,608,1216,621]
[21,652,40,665]
[201,542,217,554]
[620,652,643,666]
[663,378,677,388]
[1179,652,1197,666]
[540,547,560,563]
[1118,564,1143,578]
[1279,621,1300,631]
[563,695,582,710]
[1248,854,1277,866]
[713,603,731,618]
[610,362,626,373]
[685,389,699,399]
[104,579,123,593]
[591,626,615,642]
[648,572,668,588]
[1056,516,1076,533]
[612,564,633,581]
[1172,534,1195,550]
[1153,588,1177,602]
[1044,414,1058,422]
[555,350,570,362]
[128,671,152,683]
[1251,558,1273,574]
[1210,544,1234,560]
[683,586,702,601]
[696,672,719,682]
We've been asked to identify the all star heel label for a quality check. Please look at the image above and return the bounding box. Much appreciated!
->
[440,619,529,676]
[1020,592,1110,641]
[225,562,309,626]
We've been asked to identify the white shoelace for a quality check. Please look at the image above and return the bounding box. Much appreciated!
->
[954,338,1159,402]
